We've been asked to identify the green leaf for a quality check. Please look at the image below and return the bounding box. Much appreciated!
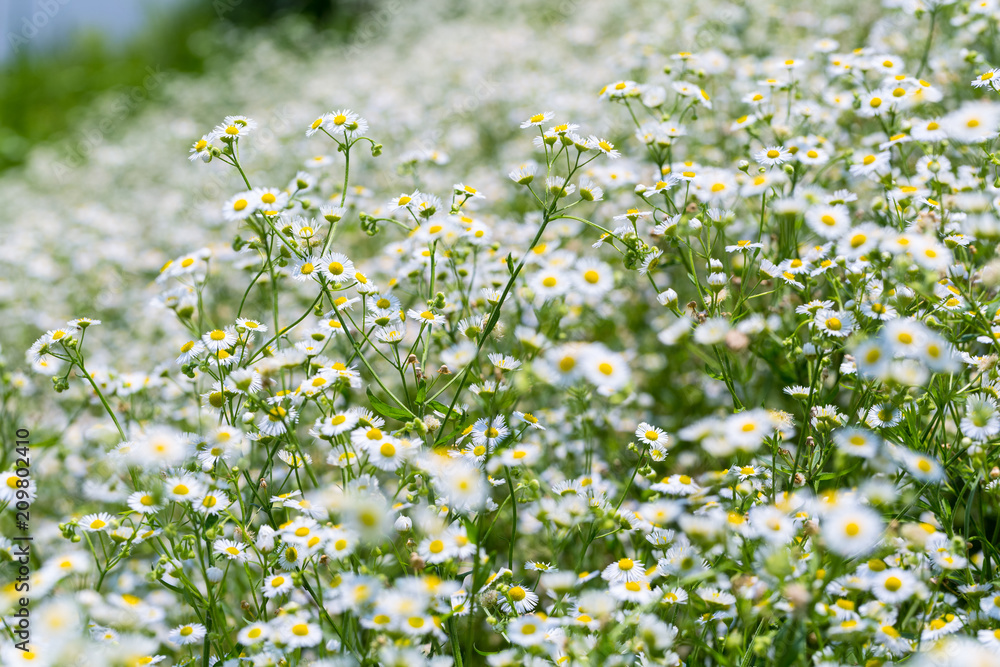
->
[366,387,413,421]
[428,400,451,414]
[474,643,500,656]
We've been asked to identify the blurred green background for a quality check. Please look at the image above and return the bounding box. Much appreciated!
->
[0,0,378,172]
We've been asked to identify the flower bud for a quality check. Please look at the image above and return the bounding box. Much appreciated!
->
[394,515,412,533]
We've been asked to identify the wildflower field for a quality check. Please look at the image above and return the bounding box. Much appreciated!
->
[8,0,1000,664]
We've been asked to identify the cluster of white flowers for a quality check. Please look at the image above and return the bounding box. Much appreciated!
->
[9,0,1000,665]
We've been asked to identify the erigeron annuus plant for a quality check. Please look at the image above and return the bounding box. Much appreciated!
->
[13,0,1000,665]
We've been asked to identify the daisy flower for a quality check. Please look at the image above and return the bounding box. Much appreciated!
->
[501,585,540,614]
[188,135,213,161]
[588,135,621,158]
[407,308,446,326]
[79,512,114,532]
[635,422,669,446]
[262,572,294,598]
[972,68,1000,88]
[814,309,855,338]
[223,192,257,222]
[126,491,163,514]
[823,503,884,557]
[513,411,545,430]
[602,557,647,584]
[725,239,764,252]
[211,115,256,141]
[237,623,270,645]
[508,164,537,185]
[871,569,918,603]
[362,434,404,472]
[488,353,522,371]
[325,109,360,135]
[471,416,509,448]
[805,204,850,240]
[278,618,323,648]
[961,395,1000,442]
[832,427,881,458]
[507,615,549,646]
[258,405,297,437]
[848,151,891,178]
[214,539,247,562]
[175,339,205,365]
[168,623,206,645]
[291,257,321,282]
[753,145,791,166]
[319,252,356,283]
[520,111,554,128]
[201,327,237,352]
